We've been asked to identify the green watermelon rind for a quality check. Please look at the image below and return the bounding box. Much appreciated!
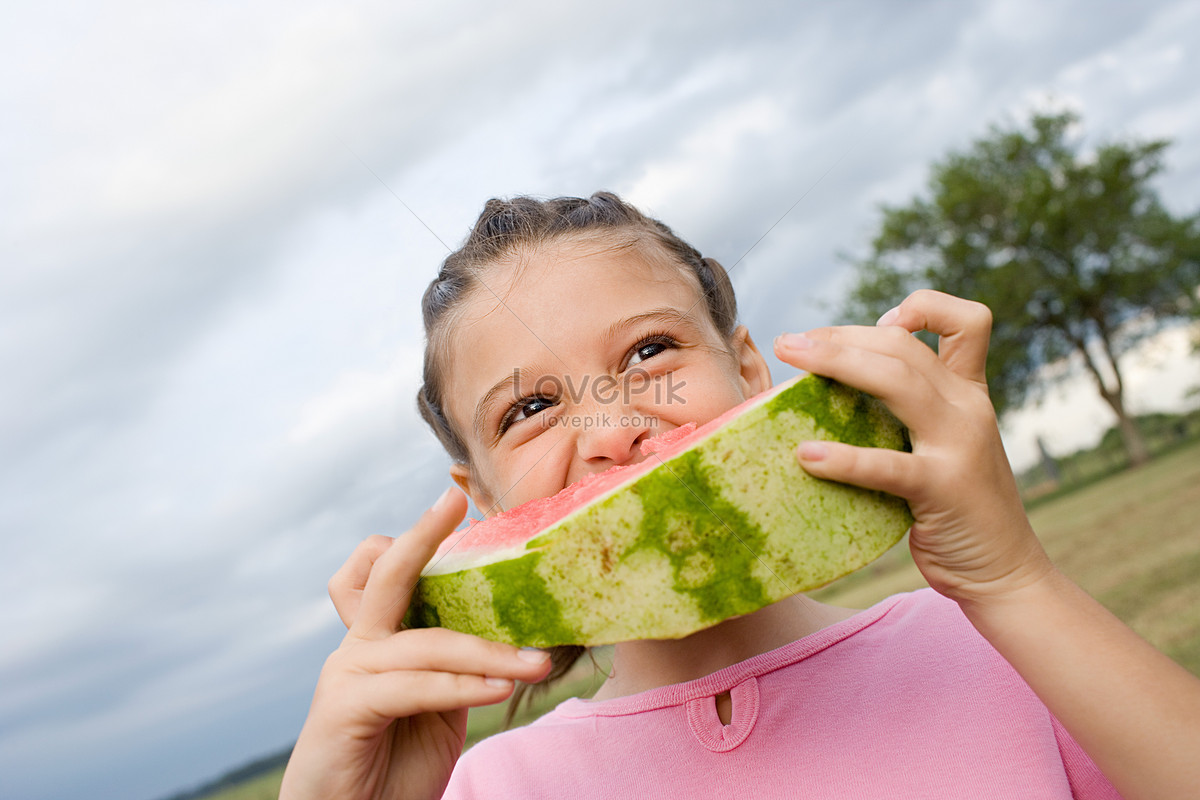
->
[406,375,913,647]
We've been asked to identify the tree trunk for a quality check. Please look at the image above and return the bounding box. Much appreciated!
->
[1070,322,1153,467]
[1100,388,1151,467]
[1089,319,1152,470]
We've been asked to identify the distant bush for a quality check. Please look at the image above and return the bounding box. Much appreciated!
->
[1018,408,1200,505]
[153,746,291,800]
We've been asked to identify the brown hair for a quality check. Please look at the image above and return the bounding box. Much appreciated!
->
[415,191,740,725]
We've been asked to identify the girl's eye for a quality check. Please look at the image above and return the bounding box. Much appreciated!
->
[628,334,677,367]
[500,396,556,433]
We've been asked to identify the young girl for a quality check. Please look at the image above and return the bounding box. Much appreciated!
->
[280,192,1199,799]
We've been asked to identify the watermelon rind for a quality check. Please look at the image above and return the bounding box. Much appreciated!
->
[405,375,913,647]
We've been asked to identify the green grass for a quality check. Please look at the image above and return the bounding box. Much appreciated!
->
[185,440,1200,799]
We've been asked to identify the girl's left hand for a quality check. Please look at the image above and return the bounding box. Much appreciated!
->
[773,289,1055,609]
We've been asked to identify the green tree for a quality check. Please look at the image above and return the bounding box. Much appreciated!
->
[844,111,1200,466]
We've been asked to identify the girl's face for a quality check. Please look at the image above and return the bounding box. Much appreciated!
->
[444,238,771,514]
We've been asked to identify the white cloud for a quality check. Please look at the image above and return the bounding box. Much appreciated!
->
[5,2,1200,798]
[287,368,403,444]
[626,95,789,214]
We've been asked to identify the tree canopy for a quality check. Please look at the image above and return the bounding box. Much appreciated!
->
[843,111,1200,465]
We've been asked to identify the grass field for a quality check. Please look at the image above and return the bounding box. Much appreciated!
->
[190,439,1200,800]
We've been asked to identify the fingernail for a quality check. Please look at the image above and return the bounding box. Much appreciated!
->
[518,647,550,663]
[485,677,513,688]
[876,306,901,327]
[798,441,828,461]
[775,332,813,351]
[432,487,456,513]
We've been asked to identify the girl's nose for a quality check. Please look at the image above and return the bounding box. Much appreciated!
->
[574,408,652,467]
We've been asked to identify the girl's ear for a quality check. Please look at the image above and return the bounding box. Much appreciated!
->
[448,462,496,517]
[730,325,772,398]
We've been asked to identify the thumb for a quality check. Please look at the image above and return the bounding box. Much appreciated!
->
[348,487,468,641]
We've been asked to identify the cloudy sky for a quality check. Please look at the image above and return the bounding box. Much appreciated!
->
[4,2,1200,798]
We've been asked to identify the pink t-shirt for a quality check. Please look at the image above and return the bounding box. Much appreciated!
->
[444,590,1122,799]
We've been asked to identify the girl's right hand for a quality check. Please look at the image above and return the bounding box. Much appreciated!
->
[279,488,553,800]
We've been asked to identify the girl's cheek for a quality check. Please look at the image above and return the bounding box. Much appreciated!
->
[498,425,571,498]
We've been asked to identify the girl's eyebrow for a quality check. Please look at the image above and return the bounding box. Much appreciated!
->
[599,306,697,345]
[473,371,520,439]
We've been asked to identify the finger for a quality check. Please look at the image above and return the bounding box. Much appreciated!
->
[774,331,946,429]
[783,323,949,388]
[879,290,991,385]
[796,440,923,503]
[363,670,522,718]
[353,628,554,681]
[349,487,469,641]
[329,535,396,628]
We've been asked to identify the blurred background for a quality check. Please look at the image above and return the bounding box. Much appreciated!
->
[3,2,1199,799]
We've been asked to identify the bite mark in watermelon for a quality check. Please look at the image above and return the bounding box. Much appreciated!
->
[405,375,913,647]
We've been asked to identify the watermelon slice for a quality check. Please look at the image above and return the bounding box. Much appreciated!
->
[405,375,912,647]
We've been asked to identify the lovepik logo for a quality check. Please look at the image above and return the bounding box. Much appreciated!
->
[511,368,687,412]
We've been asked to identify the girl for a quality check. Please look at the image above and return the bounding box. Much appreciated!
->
[280,192,1199,799]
